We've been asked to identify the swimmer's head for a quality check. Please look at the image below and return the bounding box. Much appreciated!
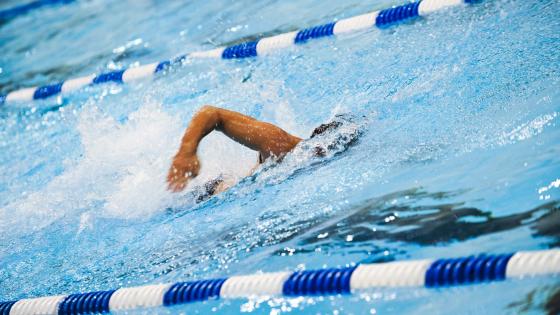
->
[309,114,361,157]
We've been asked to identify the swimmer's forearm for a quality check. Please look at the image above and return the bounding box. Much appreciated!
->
[177,105,221,156]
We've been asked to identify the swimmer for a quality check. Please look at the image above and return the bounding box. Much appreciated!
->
[167,105,359,196]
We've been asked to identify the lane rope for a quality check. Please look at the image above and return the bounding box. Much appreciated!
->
[0,0,476,105]
[0,249,558,314]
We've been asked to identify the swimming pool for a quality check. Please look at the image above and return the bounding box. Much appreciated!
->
[1,0,559,313]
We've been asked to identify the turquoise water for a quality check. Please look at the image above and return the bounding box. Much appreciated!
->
[1,0,559,314]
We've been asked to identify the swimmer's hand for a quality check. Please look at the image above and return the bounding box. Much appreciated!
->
[167,154,200,192]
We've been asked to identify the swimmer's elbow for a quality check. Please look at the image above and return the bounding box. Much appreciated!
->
[197,105,223,130]
[199,105,218,113]
[198,105,219,118]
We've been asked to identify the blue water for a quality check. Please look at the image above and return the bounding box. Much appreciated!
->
[1,0,559,314]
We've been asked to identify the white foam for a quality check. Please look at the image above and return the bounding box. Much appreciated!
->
[0,100,270,234]
[0,103,182,234]
[499,112,558,144]
[95,104,182,219]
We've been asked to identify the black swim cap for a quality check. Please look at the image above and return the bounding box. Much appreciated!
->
[310,114,350,138]
[309,114,361,157]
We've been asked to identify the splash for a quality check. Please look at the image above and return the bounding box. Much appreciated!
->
[0,102,186,235]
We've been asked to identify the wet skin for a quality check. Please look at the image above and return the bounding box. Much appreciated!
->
[167,105,302,192]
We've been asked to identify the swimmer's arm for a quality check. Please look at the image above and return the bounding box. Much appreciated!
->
[168,105,301,192]
[184,105,302,158]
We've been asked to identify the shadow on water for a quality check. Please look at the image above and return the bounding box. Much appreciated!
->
[507,283,560,315]
[546,288,560,315]
[144,187,559,290]
[269,188,560,256]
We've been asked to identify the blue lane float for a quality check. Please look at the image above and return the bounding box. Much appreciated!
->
[424,253,514,287]
[1,0,475,105]
[163,279,227,306]
[221,41,259,59]
[376,2,421,27]
[92,70,125,85]
[0,249,558,315]
[57,290,115,315]
[32,83,63,100]
[294,22,337,44]
[282,266,357,296]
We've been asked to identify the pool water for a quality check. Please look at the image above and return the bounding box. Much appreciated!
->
[1,0,559,314]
